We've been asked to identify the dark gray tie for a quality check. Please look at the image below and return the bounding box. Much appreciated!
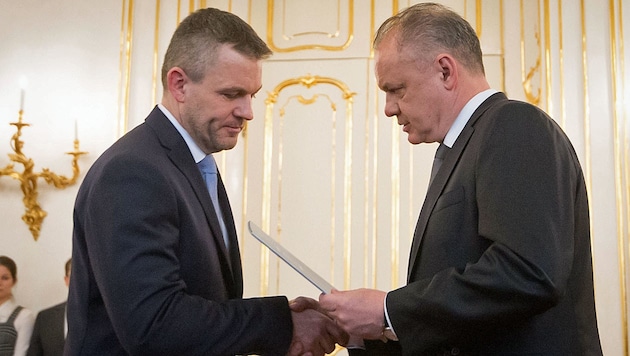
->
[429,143,448,186]
[198,155,229,248]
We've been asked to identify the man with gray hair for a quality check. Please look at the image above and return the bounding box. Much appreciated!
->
[320,3,602,355]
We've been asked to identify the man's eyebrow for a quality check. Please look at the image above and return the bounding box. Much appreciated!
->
[220,85,263,94]
[381,84,400,92]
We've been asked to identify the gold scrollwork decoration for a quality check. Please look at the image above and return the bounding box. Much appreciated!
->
[265,74,356,105]
[262,75,355,355]
[1,111,87,240]
[520,0,542,106]
[266,0,354,52]
[261,74,355,292]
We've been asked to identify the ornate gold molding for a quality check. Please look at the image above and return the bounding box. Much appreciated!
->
[266,0,354,52]
[261,74,356,295]
[519,0,542,106]
[543,0,552,114]
[117,0,134,137]
[608,0,629,353]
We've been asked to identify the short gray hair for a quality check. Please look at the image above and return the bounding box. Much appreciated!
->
[374,2,484,75]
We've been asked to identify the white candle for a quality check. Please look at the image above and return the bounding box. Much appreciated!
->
[75,120,78,140]
[18,76,28,112]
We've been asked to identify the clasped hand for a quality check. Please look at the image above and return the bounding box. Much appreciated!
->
[288,296,349,356]
[319,289,387,341]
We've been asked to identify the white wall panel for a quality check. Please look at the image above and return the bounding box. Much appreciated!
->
[1,1,628,354]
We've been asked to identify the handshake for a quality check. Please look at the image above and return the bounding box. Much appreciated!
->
[287,288,389,356]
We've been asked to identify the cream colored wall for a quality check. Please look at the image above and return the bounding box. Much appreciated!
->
[0,0,121,314]
[0,1,628,355]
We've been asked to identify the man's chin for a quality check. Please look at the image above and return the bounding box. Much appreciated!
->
[219,139,239,151]
[406,135,422,145]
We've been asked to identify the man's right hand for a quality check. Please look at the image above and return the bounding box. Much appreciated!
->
[287,300,348,356]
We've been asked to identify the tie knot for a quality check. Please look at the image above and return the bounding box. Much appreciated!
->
[435,143,448,160]
[198,155,217,175]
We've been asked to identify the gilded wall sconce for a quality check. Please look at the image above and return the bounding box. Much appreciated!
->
[1,109,87,240]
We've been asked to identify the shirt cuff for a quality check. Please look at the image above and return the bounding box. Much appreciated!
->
[383,292,398,337]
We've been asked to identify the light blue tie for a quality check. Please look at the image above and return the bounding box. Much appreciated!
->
[198,155,229,248]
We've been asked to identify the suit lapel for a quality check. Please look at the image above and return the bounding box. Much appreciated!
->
[145,107,238,294]
[406,128,474,280]
[407,93,507,281]
[216,171,243,296]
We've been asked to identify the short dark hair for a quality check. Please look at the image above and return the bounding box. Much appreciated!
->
[374,2,485,75]
[161,7,272,88]
[0,256,17,282]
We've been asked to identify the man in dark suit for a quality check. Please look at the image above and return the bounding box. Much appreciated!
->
[65,8,346,356]
[319,3,603,355]
[28,259,71,356]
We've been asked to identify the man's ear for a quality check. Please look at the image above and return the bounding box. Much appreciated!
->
[437,54,457,90]
[166,67,187,103]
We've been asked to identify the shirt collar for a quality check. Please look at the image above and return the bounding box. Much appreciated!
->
[158,104,207,164]
[443,88,498,148]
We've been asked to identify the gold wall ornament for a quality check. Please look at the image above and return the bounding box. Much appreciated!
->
[0,110,87,240]
[266,0,354,52]
[520,0,542,106]
[261,74,356,296]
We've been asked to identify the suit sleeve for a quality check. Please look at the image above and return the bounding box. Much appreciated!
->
[77,154,293,355]
[26,312,43,356]
[387,103,582,352]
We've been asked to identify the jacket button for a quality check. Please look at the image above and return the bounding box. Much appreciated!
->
[450,348,460,355]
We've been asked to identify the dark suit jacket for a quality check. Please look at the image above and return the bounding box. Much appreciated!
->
[65,107,293,355]
[356,93,602,355]
[27,302,66,356]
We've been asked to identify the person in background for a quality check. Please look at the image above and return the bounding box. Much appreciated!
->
[319,2,603,355]
[65,7,346,356]
[27,258,71,356]
[0,255,35,356]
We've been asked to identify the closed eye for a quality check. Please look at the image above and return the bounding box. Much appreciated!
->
[381,85,403,95]
[221,91,245,99]
[221,88,260,100]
